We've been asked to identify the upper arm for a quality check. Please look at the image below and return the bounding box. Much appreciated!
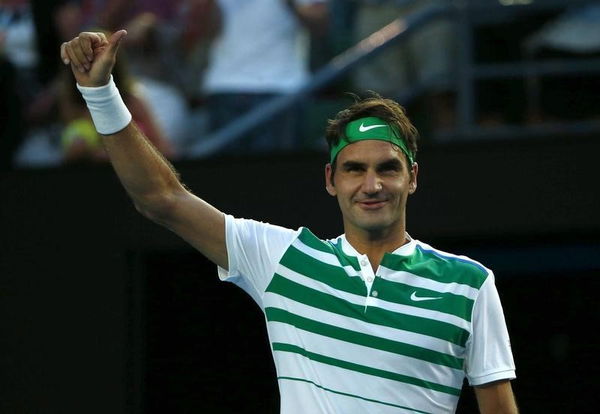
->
[474,380,518,414]
[465,274,516,385]
[101,122,220,261]
[156,189,228,269]
[217,216,299,305]
[467,274,518,413]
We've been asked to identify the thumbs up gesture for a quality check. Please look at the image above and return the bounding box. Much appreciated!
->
[60,30,127,87]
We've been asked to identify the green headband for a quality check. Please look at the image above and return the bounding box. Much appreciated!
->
[329,117,415,165]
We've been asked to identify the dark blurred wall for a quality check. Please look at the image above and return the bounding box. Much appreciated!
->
[0,58,24,172]
[1,136,600,413]
[30,0,63,85]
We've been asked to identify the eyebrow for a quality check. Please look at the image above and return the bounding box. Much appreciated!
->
[341,160,366,170]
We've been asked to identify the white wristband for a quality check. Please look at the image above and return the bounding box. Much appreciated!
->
[76,75,132,135]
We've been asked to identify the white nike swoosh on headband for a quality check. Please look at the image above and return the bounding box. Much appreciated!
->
[359,123,387,132]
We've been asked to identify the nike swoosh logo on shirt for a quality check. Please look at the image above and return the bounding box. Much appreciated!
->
[410,292,442,302]
[359,123,387,132]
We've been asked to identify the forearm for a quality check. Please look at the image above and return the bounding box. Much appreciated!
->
[74,70,184,217]
[103,122,184,216]
[475,380,519,414]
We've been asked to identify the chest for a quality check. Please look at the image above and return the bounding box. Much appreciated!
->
[265,247,472,352]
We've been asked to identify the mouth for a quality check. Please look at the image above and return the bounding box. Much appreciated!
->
[357,199,388,210]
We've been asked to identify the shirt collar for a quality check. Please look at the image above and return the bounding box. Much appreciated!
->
[336,233,418,257]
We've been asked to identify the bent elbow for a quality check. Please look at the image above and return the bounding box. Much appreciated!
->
[133,192,179,226]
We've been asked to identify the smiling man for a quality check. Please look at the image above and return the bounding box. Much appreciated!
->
[61,30,518,414]
[325,115,418,264]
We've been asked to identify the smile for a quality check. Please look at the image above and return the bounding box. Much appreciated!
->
[357,200,388,210]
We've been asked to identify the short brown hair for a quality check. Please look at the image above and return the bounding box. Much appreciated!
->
[325,93,418,166]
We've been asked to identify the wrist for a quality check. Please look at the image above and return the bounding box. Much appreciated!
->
[78,75,111,88]
[76,75,132,135]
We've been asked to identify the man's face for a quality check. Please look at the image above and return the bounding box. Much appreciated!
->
[325,140,418,237]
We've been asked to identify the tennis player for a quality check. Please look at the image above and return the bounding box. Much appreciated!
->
[61,30,518,414]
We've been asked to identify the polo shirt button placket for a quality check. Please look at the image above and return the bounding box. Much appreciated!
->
[359,256,377,304]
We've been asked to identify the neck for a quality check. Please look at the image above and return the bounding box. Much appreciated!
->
[345,225,409,270]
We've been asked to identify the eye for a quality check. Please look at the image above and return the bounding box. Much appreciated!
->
[378,162,401,174]
[343,163,365,173]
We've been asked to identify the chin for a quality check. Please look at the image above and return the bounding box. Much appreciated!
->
[354,218,394,233]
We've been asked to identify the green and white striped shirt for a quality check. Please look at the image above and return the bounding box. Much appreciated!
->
[219,216,516,413]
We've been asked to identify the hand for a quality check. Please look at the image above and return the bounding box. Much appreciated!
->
[60,30,127,87]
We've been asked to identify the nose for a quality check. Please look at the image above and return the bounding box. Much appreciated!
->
[361,169,382,195]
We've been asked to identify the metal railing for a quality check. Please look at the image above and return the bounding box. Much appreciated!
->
[450,0,600,140]
[187,0,600,158]
[186,3,453,157]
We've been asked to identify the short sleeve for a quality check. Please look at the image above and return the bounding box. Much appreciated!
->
[465,273,516,386]
[218,215,299,307]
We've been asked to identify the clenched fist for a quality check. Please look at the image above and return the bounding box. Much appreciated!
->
[60,30,127,87]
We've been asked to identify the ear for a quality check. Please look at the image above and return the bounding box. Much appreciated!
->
[325,163,337,196]
[408,162,418,195]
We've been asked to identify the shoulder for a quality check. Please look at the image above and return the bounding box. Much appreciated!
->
[292,226,340,253]
[409,240,492,290]
[225,215,300,239]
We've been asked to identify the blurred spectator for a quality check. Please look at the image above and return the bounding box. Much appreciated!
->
[70,0,215,95]
[79,0,131,31]
[1,0,38,92]
[57,0,219,155]
[115,0,221,154]
[1,0,43,168]
[523,2,600,122]
[200,0,329,154]
[14,1,179,167]
[352,0,456,130]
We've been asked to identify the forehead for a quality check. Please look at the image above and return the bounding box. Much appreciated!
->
[336,139,405,165]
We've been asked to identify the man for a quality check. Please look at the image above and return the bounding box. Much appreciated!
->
[201,0,329,153]
[61,30,518,413]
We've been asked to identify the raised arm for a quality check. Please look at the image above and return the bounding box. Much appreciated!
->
[60,31,228,269]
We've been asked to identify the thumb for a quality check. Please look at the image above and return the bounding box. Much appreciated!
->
[105,30,127,56]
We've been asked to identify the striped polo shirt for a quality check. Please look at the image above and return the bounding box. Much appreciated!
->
[219,216,516,414]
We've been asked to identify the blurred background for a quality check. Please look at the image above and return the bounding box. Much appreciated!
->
[1,0,600,412]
